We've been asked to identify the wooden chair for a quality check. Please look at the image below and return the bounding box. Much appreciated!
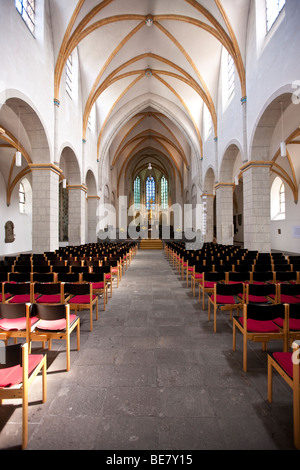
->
[277,283,300,304]
[63,282,98,332]
[233,303,289,372]
[30,303,80,372]
[0,343,47,449]
[0,303,37,345]
[245,282,278,305]
[268,340,300,449]
[208,282,245,333]
[32,282,66,305]
[2,282,35,304]
[199,272,226,309]
[81,272,107,311]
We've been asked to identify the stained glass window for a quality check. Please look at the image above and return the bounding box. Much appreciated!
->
[66,54,73,98]
[161,176,168,210]
[134,176,141,210]
[227,53,235,97]
[146,176,155,210]
[266,0,285,32]
[15,0,35,35]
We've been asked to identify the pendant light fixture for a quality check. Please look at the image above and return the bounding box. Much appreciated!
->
[148,162,152,170]
[280,101,286,157]
[16,107,22,166]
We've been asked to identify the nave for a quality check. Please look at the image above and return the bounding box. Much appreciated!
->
[0,249,296,450]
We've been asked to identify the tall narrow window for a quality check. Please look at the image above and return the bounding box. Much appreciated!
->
[66,54,73,98]
[15,0,35,35]
[279,182,285,215]
[161,176,168,210]
[227,53,235,98]
[146,176,155,210]
[266,0,285,32]
[19,182,26,213]
[134,176,141,210]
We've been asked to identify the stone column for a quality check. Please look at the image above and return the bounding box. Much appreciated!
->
[87,196,100,243]
[241,161,271,253]
[67,185,87,246]
[30,164,60,253]
[202,193,214,243]
[215,183,234,245]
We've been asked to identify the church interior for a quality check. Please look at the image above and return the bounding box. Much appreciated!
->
[0,0,300,452]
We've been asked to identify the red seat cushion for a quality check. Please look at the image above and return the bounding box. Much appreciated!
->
[35,314,77,331]
[36,295,61,304]
[8,294,39,304]
[272,352,294,378]
[105,274,111,279]
[188,267,194,272]
[0,317,38,331]
[274,318,300,331]
[68,295,96,304]
[211,294,237,305]
[92,282,105,289]
[280,295,300,304]
[8,295,31,304]
[0,294,10,302]
[195,273,202,279]
[204,282,216,288]
[0,355,44,388]
[247,295,269,303]
[239,318,281,333]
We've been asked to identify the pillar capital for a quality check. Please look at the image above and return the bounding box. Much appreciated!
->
[67,184,88,193]
[240,160,272,174]
[29,163,62,177]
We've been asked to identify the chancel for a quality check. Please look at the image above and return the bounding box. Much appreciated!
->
[0,0,300,452]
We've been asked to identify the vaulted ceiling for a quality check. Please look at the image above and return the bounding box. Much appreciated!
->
[51,0,250,179]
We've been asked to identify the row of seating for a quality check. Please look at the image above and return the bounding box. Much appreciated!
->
[165,242,300,450]
[0,241,138,449]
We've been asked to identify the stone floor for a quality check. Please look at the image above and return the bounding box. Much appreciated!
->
[0,249,297,451]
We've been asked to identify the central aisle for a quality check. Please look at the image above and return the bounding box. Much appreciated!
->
[8,249,293,450]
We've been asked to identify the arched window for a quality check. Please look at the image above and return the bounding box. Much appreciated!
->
[227,52,235,98]
[266,0,286,33]
[279,182,285,215]
[66,53,73,98]
[161,176,168,210]
[19,182,25,214]
[146,176,155,210]
[15,0,35,35]
[134,176,141,210]
[271,177,285,220]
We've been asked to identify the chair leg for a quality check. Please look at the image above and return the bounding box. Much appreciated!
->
[267,355,273,403]
[66,333,70,372]
[214,304,217,333]
[243,334,247,372]
[233,321,236,351]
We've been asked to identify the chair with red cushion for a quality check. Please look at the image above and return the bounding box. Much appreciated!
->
[32,282,66,305]
[63,282,98,332]
[0,303,38,345]
[208,282,245,333]
[277,283,300,304]
[199,272,226,309]
[30,303,80,372]
[82,272,107,311]
[275,271,298,284]
[191,264,213,297]
[226,271,251,284]
[245,282,277,305]
[91,265,112,298]
[3,282,35,304]
[267,340,300,450]
[0,343,47,449]
[233,303,288,372]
